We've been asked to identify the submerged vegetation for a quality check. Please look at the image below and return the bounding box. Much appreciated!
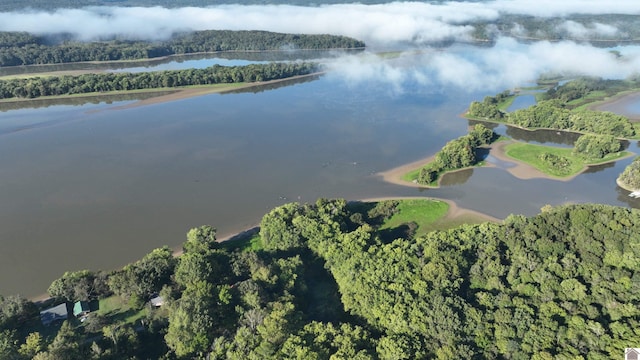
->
[2,200,639,359]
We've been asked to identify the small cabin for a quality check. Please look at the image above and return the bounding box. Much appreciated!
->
[150,295,164,307]
[73,301,91,318]
[40,303,68,326]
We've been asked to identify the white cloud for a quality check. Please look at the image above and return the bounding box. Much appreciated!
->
[1,2,639,92]
[323,38,640,92]
[559,20,619,39]
[1,1,638,44]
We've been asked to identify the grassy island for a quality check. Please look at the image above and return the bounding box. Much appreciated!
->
[504,142,631,178]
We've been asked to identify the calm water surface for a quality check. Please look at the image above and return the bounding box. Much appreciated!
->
[1,57,639,296]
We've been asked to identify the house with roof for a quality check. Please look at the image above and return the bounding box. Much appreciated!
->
[627,348,640,360]
[73,301,90,319]
[40,303,68,326]
[150,295,164,307]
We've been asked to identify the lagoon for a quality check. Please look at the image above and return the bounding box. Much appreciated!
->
[1,50,639,297]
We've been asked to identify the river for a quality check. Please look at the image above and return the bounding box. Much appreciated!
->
[1,50,639,297]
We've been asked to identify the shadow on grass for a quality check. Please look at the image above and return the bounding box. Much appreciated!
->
[377,223,417,244]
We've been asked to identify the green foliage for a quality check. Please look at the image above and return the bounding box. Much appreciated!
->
[10,198,640,359]
[0,295,36,330]
[416,124,495,185]
[47,269,97,302]
[570,110,635,137]
[467,92,511,120]
[184,225,217,253]
[508,99,572,128]
[618,156,640,190]
[505,142,628,178]
[108,246,176,301]
[19,332,43,358]
[538,152,573,175]
[572,134,622,160]
[435,135,476,169]
[0,62,319,100]
[165,281,218,358]
[0,330,21,360]
[0,30,364,67]
[483,78,638,138]
[378,199,449,236]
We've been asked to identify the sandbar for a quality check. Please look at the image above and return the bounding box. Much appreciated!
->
[378,139,633,185]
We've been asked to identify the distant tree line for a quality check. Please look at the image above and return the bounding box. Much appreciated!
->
[417,124,494,185]
[0,30,365,67]
[0,62,318,99]
[467,77,638,138]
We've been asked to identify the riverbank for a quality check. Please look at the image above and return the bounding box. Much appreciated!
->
[0,72,324,112]
[28,196,499,302]
[112,72,324,110]
[589,90,640,121]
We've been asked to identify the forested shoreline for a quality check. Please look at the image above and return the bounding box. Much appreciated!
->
[466,77,639,139]
[1,200,639,359]
[0,30,365,67]
[0,62,319,100]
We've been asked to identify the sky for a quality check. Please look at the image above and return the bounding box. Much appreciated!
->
[1,0,640,92]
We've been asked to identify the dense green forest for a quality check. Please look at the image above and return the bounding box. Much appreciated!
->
[2,200,640,359]
[0,62,318,99]
[0,30,364,67]
[618,156,640,191]
[467,77,639,138]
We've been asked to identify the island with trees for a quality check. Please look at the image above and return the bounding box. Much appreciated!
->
[405,124,496,186]
[1,199,639,359]
[458,77,640,180]
[0,30,366,106]
[618,156,640,191]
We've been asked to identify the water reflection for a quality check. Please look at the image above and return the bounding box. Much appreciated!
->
[223,74,321,94]
[0,49,362,77]
[583,161,615,175]
[504,127,580,146]
[506,94,536,112]
[0,91,176,112]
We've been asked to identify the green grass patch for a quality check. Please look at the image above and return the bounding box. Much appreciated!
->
[96,296,147,325]
[504,142,630,177]
[379,199,449,236]
[497,95,516,111]
[219,231,263,252]
[402,168,421,182]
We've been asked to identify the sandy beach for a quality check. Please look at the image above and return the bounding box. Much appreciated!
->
[377,138,633,186]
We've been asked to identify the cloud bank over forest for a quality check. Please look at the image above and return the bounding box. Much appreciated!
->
[1,1,639,43]
[1,0,639,91]
[324,38,640,92]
